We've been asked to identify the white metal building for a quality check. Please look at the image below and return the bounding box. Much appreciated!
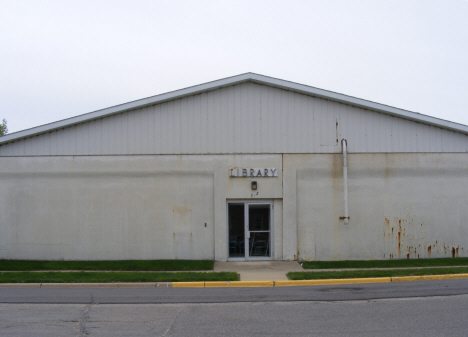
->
[1,73,467,261]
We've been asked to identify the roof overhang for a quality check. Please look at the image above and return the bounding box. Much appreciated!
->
[1,72,467,144]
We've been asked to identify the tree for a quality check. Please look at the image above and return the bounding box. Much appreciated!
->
[0,119,7,136]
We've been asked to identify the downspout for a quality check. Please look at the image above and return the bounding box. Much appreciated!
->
[340,139,349,224]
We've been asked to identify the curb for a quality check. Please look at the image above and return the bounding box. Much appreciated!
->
[1,273,467,288]
[390,274,468,282]
[0,282,172,288]
[172,282,204,288]
[172,281,274,288]
[172,273,468,288]
[275,277,392,287]
[206,281,274,287]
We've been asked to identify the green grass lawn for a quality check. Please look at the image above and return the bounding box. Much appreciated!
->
[301,257,468,269]
[0,260,214,271]
[288,267,468,280]
[0,271,239,283]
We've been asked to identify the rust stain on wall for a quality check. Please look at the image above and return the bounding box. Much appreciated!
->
[398,219,401,258]
[384,218,465,260]
[384,218,390,238]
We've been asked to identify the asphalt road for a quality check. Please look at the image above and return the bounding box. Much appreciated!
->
[1,279,468,336]
[1,279,468,304]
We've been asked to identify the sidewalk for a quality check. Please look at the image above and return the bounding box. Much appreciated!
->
[214,261,303,281]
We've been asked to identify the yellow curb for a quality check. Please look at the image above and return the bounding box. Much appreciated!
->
[171,281,205,288]
[205,281,274,287]
[391,274,468,282]
[275,277,392,287]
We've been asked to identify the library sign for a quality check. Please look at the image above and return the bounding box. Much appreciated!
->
[229,168,278,177]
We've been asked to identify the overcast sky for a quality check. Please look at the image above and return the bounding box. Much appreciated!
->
[1,0,467,134]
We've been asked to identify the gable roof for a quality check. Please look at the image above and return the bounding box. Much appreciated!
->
[1,73,467,145]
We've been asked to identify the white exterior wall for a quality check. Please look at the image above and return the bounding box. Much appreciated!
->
[1,152,466,261]
[0,154,284,260]
[1,82,467,157]
[287,153,468,261]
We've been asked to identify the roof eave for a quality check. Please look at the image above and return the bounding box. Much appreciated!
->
[247,74,468,134]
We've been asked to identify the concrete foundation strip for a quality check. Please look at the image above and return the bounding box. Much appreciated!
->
[1,274,468,288]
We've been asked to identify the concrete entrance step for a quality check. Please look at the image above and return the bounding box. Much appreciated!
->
[214,261,303,281]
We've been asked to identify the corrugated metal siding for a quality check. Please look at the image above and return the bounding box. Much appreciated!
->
[1,82,467,156]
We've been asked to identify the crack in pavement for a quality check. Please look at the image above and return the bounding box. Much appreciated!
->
[161,306,185,336]
[78,294,94,336]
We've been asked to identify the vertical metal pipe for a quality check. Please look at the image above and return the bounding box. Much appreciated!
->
[342,139,349,224]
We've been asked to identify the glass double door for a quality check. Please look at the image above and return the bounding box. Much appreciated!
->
[228,201,272,260]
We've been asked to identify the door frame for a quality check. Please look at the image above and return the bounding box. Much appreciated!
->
[227,199,274,261]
